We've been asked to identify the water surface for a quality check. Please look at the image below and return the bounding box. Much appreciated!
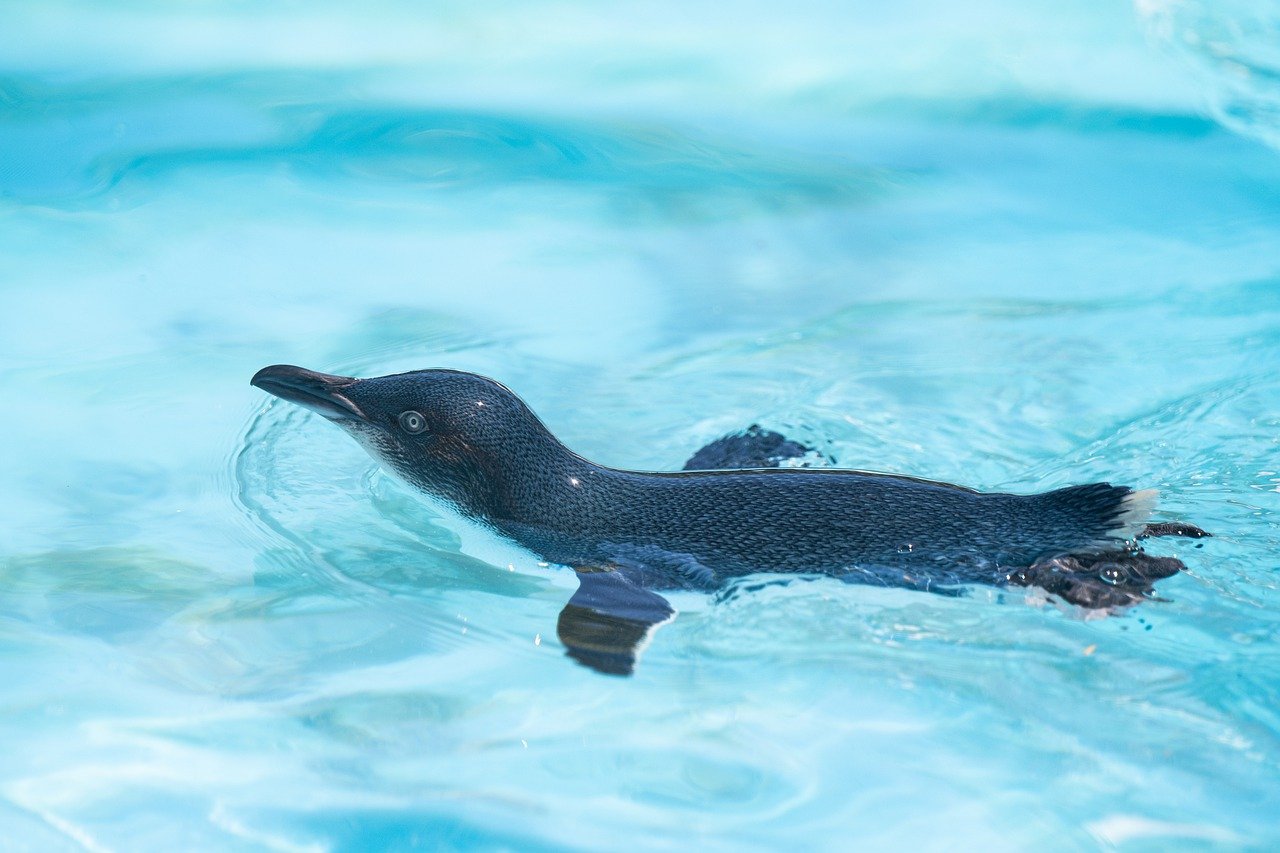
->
[2,1,1279,849]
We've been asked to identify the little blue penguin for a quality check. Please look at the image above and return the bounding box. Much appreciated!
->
[250,364,1203,675]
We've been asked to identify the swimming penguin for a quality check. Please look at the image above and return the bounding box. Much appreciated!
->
[250,365,1206,675]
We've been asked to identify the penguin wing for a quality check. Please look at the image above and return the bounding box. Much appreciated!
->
[556,567,675,676]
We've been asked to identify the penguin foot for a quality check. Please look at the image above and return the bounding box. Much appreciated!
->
[1008,550,1186,609]
[1139,522,1211,539]
[683,425,831,471]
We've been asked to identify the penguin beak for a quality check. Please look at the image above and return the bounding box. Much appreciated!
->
[250,364,367,421]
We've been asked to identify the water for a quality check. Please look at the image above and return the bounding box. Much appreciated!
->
[3,1,1280,849]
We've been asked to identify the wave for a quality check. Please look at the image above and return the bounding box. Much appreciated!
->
[1139,0,1280,150]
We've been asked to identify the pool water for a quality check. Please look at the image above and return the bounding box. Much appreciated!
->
[3,1,1280,849]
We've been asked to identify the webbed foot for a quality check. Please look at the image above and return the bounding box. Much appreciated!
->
[1139,522,1211,539]
[683,425,829,470]
[1008,550,1186,609]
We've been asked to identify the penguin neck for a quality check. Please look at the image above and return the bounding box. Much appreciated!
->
[446,424,613,524]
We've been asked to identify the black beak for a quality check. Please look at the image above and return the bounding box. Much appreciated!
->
[250,364,367,420]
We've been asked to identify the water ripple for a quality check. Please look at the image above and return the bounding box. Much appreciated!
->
[1141,0,1280,150]
[1,73,890,221]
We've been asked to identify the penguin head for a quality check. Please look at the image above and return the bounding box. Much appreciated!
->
[251,364,561,512]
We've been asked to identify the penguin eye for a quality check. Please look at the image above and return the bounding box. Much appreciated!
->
[398,410,428,434]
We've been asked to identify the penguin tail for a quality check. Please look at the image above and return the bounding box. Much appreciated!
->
[1108,487,1159,545]
[1007,485,1198,609]
[1033,483,1156,554]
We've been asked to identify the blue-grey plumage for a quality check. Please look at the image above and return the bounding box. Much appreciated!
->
[250,364,1155,588]
[251,364,1203,674]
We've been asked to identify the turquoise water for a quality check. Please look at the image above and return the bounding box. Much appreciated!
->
[4,0,1280,849]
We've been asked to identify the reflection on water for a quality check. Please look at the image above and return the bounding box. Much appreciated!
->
[2,0,1280,848]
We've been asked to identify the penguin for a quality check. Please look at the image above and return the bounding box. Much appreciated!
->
[250,364,1206,675]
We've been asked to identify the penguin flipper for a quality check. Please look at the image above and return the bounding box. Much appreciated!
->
[556,568,675,676]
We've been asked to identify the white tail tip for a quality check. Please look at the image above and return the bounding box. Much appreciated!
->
[1111,488,1157,541]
